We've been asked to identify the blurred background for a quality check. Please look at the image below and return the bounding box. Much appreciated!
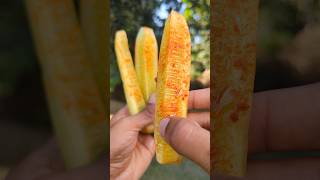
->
[0,0,319,179]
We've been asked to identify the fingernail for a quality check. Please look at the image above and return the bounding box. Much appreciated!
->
[148,94,156,105]
[160,118,170,137]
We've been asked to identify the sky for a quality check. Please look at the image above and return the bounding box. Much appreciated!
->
[154,1,202,44]
[154,1,187,26]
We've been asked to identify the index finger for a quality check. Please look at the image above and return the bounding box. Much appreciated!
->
[187,112,210,130]
[188,88,210,110]
[249,83,320,153]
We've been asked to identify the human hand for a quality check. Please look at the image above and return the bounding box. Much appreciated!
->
[5,139,106,180]
[110,96,156,180]
[215,83,320,180]
[159,88,210,173]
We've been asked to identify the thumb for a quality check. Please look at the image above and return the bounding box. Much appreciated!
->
[159,117,210,173]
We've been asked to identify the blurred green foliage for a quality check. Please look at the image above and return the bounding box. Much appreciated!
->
[110,0,210,93]
[1,0,319,97]
[183,0,210,80]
